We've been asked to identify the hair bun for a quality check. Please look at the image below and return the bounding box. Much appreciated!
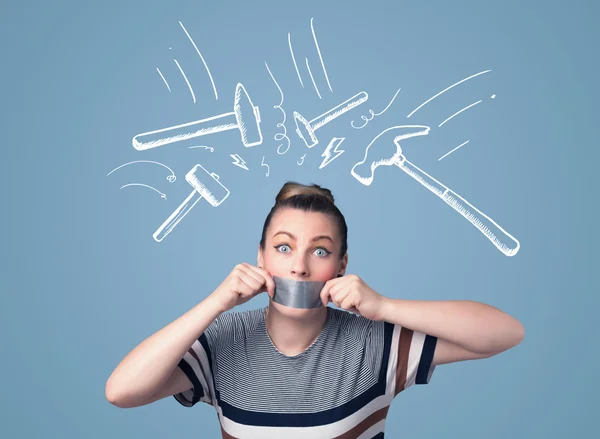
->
[276,182,335,205]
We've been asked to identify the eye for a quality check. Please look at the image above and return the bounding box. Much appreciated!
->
[274,244,291,253]
[314,248,331,257]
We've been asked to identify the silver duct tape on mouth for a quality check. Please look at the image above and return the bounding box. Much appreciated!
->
[272,276,326,309]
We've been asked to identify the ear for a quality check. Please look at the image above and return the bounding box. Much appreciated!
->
[338,252,348,276]
[257,246,264,269]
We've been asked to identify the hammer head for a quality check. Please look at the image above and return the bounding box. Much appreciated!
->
[293,111,318,148]
[185,164,230,207]
[351,125,430,186]
[234,83,263,147]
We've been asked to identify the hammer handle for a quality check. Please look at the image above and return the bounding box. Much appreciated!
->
[396,158,520,256]
[153,190,203,242]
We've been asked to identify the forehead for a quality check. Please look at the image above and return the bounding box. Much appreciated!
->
[269,208,338,237]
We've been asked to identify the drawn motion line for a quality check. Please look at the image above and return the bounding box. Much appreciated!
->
[310,17,333,93]
[407,69,491,118]
[261,156,270,177]
[288,33,304,88]
[351,88,401,129]
[179,21,218,100]
[120,183,167,199]
[439,100,482,127]
[306,58,322,99]
[438,140,470,161]
[156,68,171,92]
[265,61,291,155]
[174,58,196,103]
[107,160,176,182]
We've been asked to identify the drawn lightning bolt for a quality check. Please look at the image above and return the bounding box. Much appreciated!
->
[319,137,345,169]
[230,153,249,170]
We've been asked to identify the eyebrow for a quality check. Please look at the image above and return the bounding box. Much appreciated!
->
[272,231,334,244]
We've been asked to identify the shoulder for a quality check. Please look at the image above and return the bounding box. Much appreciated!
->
[329,307,378,339]
[209,307,265,338]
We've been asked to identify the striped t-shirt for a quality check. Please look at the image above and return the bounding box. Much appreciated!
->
[174,306,437,438]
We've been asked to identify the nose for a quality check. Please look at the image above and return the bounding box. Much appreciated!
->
[290,255,309,278]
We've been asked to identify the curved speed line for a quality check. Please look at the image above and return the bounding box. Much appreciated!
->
[179,20,218,100]
[407,69,491,118]
[120,183,167,199]
[310,17,332,92]
[107,160,176,182]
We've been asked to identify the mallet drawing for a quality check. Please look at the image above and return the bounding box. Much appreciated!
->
[153,164,230,242]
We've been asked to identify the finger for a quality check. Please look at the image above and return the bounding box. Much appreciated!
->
[320,276,343,307]
[340,295,356,311]
[241,263,275,297]
[237,263,267,289]
[235,269,264,296]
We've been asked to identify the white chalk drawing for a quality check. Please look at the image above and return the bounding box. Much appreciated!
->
[320,137,345,169]
[439,100,482,127]
[407,69,491,118]
[107,160,177,182]
[188,145,215,152]
[351,88,401,129]
[156,68,171,92]
[288,33,304,88]
[173,58,196,103]
[153,164,230,242]
[132,83,262,150]
[265,61,291,155]
[310,17,333,93]
[305,58,322,99]
[351,125,520,256]
[438,140,470,161]
[120,183,167,200]
[179,21,218,100]
[261,156,270,177]
[297,153,307,166]
[230,154,249,171]
[293,91,368,148]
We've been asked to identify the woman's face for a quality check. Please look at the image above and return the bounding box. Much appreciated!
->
[258,208,347,284]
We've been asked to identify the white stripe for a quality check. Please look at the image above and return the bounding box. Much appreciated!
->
[218,394,392,439]
[405,330,426,388]
[357,419,386,439]
[386,324,401,396]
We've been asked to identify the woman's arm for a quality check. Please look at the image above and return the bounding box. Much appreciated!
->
[378,298,524,364]
[104,295,225,408]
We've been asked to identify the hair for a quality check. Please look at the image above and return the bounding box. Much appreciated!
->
[259,181,348,258]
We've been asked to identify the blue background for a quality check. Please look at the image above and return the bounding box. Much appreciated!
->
[1,0,597,437]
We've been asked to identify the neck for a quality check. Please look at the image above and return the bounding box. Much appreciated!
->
[264,302,329,356]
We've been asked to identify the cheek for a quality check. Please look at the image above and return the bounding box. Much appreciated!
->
[312,261,339,281]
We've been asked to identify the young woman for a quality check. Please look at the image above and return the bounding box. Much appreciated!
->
[105,182,524,438]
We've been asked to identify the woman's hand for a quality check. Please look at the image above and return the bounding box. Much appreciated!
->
[209,263,275,313]
[320,274,387,321]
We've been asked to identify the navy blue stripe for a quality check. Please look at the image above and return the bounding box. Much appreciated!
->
[217,321,395,427]
[198,332,220,401]
[415,334,437,384]
[371,433,384,438]
[177,358,204,404]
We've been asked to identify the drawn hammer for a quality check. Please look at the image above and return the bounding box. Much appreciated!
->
[153,164,230,242]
